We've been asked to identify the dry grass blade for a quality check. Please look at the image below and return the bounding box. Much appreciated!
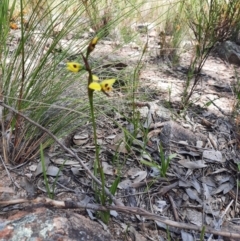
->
[0,101,123,206]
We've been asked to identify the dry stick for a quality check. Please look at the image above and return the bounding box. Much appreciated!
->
[1,113,9,164]
[206,97,228,116]
[1,197,240,239]
[0,101,123,207]
[235,182,239,212]
[152,181,179,196]
[168,194,179,222]
[207,199,234,241]
[0,155,20,189]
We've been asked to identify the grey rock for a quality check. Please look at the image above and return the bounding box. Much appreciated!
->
[217,40,240,65]
[236,30,240,45]
[0,207,114,241]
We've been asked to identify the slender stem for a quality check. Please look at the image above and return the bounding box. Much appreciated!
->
[89,94,106,204]
[81,53,107,205]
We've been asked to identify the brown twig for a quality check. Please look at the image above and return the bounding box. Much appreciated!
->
[1,197,240,239]
[168,194,179,222]
[153,181,179,196]
[0,101,123,207]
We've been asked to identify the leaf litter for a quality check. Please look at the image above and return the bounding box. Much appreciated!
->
[1,23,240,241]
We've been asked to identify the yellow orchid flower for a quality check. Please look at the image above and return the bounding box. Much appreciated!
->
[89,82,102,91]
[100,79,116,91]
[91,36,99,46]
[89,79,116,92]
[66,62,82,72]
[92,75,99,81]
[87,36,99,56]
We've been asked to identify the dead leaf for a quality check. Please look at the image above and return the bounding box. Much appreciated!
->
[186,209,203,226]
[208,133,218,149]
[179,180,192,187]
[209,168,230,175]
[102,162,114,175]
[185,188,202,204]
[191,178,201,193]
[178,160,207,169]
[177,150,200,157]
[108,143,128,153]
[196,140,204,148]
[73,132,89,146]
[46,166,62,177]
[181,230,194,241]
[51,158,79,166]
[203,150,224,162]
[118,179,132,189]
[10,22,18,29]
[35,155,50,176]
[211,182,234,195]
[202,183,212,200]
[127,167,141,176]
[130,170,147,183]
[199,176,216,187]
[154,200,167,213]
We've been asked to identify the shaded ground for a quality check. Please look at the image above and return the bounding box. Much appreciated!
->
[1,27,240,241]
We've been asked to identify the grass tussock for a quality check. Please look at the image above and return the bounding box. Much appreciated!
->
[1,0,240,165]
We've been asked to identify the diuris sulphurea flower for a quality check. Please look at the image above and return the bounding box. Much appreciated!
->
[89,79,116,92]
[66,62,83,72]
[87,37,99,56]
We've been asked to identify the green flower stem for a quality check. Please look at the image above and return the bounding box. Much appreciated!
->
[88,89,106,205]
[81,53,106,205]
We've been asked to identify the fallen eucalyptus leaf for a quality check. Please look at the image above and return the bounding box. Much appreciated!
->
[130,170,147,183]
[35,155,50,176]
[51,158,79,166]
[178,160,207,169]
[46,166,62,177]
[102,162,114,175]
[181,230,194,241]
[185,188,202,204]
[211,182,234,195]
[118,179,132,189]
[203,150,223,162]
